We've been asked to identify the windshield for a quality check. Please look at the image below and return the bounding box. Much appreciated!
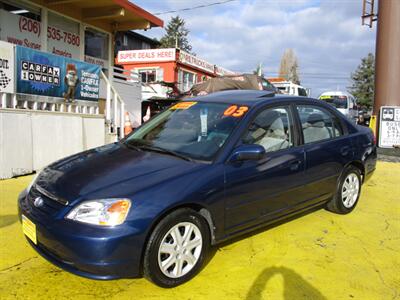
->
[124,101,248,161]
[319,95,348,109]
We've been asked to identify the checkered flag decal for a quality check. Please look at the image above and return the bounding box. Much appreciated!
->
[0,70,11,89]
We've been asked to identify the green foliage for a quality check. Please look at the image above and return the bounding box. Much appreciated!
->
[159,16,193,53]
[348,53,375,108]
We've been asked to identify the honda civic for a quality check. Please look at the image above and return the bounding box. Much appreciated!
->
[18,90,377,287]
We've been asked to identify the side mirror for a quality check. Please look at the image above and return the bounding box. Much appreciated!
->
[229,144,266,162]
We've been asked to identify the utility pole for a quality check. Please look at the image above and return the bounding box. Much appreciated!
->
[362,0,400,145]
[373,0,400,114]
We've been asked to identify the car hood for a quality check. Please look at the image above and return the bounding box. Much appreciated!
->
[34,143,204,204]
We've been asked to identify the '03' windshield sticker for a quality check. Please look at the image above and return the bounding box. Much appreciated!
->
[223,105,249,117]
[170,101,197,110]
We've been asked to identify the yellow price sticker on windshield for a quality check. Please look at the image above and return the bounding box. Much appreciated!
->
[319,95,332,100]
[170,102,197,110]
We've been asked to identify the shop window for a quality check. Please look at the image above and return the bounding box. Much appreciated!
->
[178,69,197,92]
[84,27,109,61]
[0,0,41,21]
[139,69,157,83]
[47,12,80,59]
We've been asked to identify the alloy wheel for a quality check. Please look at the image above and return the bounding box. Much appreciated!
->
[342,173,360,208]
[157,222,203,278]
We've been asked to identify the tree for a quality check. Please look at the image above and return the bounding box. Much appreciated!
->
[278,49,300,84]
[159,16,193,53]
[348,53,375,108]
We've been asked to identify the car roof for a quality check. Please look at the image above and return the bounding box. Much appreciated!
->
[188,90,312,107]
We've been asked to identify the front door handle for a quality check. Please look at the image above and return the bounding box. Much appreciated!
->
[288,160,302,171]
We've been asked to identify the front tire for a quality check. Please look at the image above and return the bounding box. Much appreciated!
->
[143,208,210,288]
[327,166,362,214]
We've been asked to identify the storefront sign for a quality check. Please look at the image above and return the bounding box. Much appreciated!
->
[16,46,100,101]
[179,51,215,74]
[379,106,400,148]
[215,65,236,76]
[47,25,80,59]
[85,55,108,68]
[0,40,15,93]
[0,9,41,50]
[117,48,176,63]
[0,9,81,59]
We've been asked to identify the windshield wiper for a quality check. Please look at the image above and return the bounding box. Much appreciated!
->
[137,145,194,162]
[123,141,142,152]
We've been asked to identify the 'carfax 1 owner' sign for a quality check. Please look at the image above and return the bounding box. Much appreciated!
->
[16,46,100,101]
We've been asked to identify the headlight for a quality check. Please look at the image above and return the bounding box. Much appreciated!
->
[66,199,131,226]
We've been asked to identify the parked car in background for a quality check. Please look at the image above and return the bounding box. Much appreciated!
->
[318,91,359,123]
[268,78,310,96]
[18,90,376,288]
[141,75,278,124]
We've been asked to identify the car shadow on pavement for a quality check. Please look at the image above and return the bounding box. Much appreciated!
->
[0,214,19,228]
[246,266,327,300]
[201,205,324,275]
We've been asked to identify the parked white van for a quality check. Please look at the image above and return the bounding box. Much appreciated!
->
[318,91,358,122]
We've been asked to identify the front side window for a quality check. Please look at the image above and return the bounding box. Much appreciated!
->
[297,105,344,144]
[319,95,348,109]
[242,106,293,153]
[298,88,307,96]
[125,102,247,161]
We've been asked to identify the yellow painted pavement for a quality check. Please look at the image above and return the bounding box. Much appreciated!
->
[0,162,399,299]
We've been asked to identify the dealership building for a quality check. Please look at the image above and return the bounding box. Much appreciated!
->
[117,48,236,94]
[0,0,163,179]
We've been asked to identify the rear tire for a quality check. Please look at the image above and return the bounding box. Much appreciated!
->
[326,165,362,214]
[143,208,210,288]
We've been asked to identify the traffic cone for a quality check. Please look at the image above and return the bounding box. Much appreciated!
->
[124,112,132,136]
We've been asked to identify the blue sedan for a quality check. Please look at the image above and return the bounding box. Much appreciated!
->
[18,90,376,287]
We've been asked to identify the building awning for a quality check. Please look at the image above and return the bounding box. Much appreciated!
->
[32,0,163,32]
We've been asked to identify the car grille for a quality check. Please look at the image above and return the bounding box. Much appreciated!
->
[27,184,67,216]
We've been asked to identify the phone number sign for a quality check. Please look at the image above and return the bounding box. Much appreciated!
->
[379,106,400,148]
[0,9,80,59]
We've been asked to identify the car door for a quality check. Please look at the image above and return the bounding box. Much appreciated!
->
[295,104,354,203]
[224,104,308,235]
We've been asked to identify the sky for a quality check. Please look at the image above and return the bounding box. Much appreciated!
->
[132,0,376,97]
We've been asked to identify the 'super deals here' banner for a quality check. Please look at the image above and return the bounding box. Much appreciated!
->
[16,46,100,101]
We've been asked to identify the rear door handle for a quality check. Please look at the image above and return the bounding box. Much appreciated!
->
[288,160,302,171]
[340,146,351,156]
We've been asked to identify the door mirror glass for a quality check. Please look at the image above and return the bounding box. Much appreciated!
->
[229,144,265,162]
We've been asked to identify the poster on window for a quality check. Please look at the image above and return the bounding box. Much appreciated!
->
[379,106,400,148]
[16,46,100,101]
[0,40,15,93]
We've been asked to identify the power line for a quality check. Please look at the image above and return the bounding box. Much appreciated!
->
[154,0,237,15]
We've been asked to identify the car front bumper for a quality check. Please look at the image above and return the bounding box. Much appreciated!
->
[18,189,145,280]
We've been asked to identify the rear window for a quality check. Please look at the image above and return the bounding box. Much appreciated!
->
[319,95,348,109]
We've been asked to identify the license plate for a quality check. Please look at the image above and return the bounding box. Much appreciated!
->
[22,214,37,245]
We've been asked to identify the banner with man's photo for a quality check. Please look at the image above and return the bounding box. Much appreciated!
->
[16,46,101,101]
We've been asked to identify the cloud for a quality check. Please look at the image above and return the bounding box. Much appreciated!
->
[133,0,376,96]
